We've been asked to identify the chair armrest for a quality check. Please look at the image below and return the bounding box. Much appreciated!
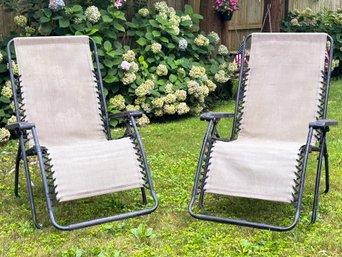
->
[309,119,338,129]
[200,112,235,121]
[108,111,143,120]
[6,122,35,131]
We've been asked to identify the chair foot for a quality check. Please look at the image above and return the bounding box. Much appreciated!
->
[141,188,147,205]
[14,144,21,197]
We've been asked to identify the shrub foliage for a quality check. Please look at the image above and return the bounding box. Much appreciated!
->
[0,0,237,130]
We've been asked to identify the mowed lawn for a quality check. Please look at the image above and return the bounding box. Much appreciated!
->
[0,79,341,257]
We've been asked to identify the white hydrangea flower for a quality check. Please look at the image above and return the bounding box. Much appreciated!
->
[109,94,126,110]
[123,50,136,62]
[332,59,340,70]
[0,52,3,63]
[165,83,174,94]
[172,25,180,35]
[154,109,163,117]
[202,85,209,97]
[155,1,169,13]
[137,114,150,126]
[214,70,230,83]
[164,93,177,104]
[156,64,168,76]
[1,82,13,98]
[131,62,139,73]
[206,80,217,92]
[14,15,27,28]
[141,103,152,113]
[126,104,138,112]
[25,26,36,36]
[152,97,164,109]
[291,18,299,26]
[138,8,149,17]
[170,15,181,26]
[163,104,176,115]
[121,72,136,85]
[0,128,11,143]
[194,34,210,47]
[7,61,19,75]
[228,62,238,72]
[135,80,155,97]
[73,17,83,24]
[189,66,206,79]
[10,102,15,111]
[178,38,188,50]
[177,102,190,115]
[7,115,17,124]
[151,43,162,54]
[208,31,220,44]
[135,97,146,105]
[85,6,101,24]
[218,44,229,55]
[187,80,200,95]
[193,105,204,115]
[175,90,187,101]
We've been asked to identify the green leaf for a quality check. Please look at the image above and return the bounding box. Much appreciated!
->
[0,109,5,117]
[145,32,153,40]
[184,4,193,15]
[136,38,147,46]
[40,16,50,23]
[59,19,70,28]
[71,5,83,13]
[167,43,176,49]
[103,59,114,68]
[92,36,103,44]
[0,96,10,103]
[102,15,113,23]
[114,22,125,32]
[104,75,117,83]
[103,41,112,52]
[193,14,203,20]
[159,37,169,43]
[42,8,52,18]
[152,30,161,37]
[87,28,99,35]
[169,74,177,83]
[149,20,159,27]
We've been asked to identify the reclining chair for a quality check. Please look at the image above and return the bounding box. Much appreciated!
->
[6,36,158,230]
[188,33,337,231]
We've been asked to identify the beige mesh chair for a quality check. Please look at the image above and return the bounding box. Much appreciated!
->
[188,33,337,231]
[6,36,158,230]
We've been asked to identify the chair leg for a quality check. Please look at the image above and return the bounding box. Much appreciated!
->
[14,144,21,197]
[323,144,329,194]
[311,138,326,224]
[141,187,147,205]
[19,139,43,229]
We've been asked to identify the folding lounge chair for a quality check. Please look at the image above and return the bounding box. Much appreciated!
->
[188,33,337,231]
[6,36,158,230]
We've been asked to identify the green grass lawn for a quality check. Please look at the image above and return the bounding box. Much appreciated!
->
[0,79,341,257]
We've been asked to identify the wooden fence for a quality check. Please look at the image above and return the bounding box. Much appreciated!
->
[288,0,342,12]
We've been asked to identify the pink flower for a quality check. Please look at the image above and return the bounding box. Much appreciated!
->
[120,61,132,71]
[114,0,122,9]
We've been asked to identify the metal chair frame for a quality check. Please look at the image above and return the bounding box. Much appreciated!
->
[188,34,337,231]
[6,37,158,230]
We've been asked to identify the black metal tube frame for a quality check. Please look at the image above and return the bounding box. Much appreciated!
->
[7,37,158,230]
[188,34,335,231]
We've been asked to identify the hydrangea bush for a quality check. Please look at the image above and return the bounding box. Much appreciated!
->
[0,0,237,132]
[282,8,342,76]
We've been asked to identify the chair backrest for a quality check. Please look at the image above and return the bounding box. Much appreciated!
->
[239,33,327,143]
[14,36,105,147]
